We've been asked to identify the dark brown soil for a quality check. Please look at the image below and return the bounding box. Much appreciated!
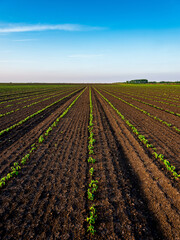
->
[0,88,81,131]
[0,88,90,240]
[0,88,57,102]
[103,87,180,113]
[0,88,65,112]
[102,88,180,128]
[0,86,179,240]
[0,89,83,155]
[97,88,180,172]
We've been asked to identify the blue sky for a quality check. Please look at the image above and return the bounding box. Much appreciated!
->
[0,0,180,83]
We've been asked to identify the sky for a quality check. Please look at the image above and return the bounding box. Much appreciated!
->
[0,0,180,83]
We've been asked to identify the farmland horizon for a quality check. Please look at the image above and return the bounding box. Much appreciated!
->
[0,0,180,83]
[0,83,179,239]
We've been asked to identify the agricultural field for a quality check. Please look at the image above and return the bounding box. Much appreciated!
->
[0,83,180,240]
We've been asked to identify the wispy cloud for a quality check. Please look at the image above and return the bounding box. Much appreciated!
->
[0,24,105,33]
[68,54,104,58]
[12,39,37,42]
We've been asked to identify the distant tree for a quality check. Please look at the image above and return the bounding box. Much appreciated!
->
[126,79,148,84]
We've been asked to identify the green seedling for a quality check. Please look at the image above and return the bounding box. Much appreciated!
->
[87,225,96,235]
[89,149,94,155]
[89,167,94,176]
[0,177,6,187]
[38,135,45,143]
[89,138,95,145]
[146,143,153,148]
[88,157,96,163]
[6,173,13,180]
[152,152,158,159]
[87,189,94,200]
[88,144,94,151]
[11,162,21,176]
[89,180,98,193]
[87,204,97,235]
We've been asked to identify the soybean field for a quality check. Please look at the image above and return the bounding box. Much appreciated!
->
[0,83,180,240]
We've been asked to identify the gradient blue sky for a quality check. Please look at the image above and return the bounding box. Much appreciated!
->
[0,0,180,83]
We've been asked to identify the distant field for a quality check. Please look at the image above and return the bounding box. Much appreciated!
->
[0,83,179,239]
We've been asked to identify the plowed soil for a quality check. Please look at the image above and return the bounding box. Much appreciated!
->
[0,85,180,240]
[0,88,79,131]
[101,88,180,128]
[97,88,180,172]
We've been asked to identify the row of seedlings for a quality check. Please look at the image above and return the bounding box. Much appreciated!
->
[0,88,82,137]
[117,89,180,107]
[0,88,75,118]
[95,88,180,180]
[0,87,57,104]
[0,88,62,109]
[0,88,65,111]
[101,89,180,133]
[86,88,98,235]
[103,88,180,117]
[0,88,86,188]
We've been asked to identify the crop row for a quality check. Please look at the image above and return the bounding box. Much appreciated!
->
[0,88,82,137]
[0,87,62,105]
[116,89,180,107]
[142,92,180,103]
[86,88,98,235]
[101,89,180,133]
[0,87,70,110]
[0,86,51,97]
[0,88,86,188]
[0,86,57,98]
[0,88,73,118]
[115,87,180,103]
[103,88,180,118]
[95,88,180,180]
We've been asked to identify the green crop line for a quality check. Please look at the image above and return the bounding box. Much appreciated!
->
[95,88,180,180]
[109,86,180,104]
[102,88,180,118]
[0,88,83,137]
[141,92,180,103]
[0,88,74,118]
[0,88,86,189]
[0,88,58,105]
[86,87,98,235]
[0,87,74,110]
[101,89,180,133]
[110,89,180,108]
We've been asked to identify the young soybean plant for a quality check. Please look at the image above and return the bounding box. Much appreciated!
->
[88,157,96,164]
[87,204,97,235]
[89,167,94,176]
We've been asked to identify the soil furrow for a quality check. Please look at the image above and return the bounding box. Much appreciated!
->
[97,88,180,170]
[0,88,81,131]
[92,89,166,240]
[102,89,180,128]
[0,91,84,177]
[0,89,89,240]
[94,88,180,240]
[0,89,83,154]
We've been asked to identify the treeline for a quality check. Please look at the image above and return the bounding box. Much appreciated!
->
[125,79,180,84]
[126,79,148,84]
